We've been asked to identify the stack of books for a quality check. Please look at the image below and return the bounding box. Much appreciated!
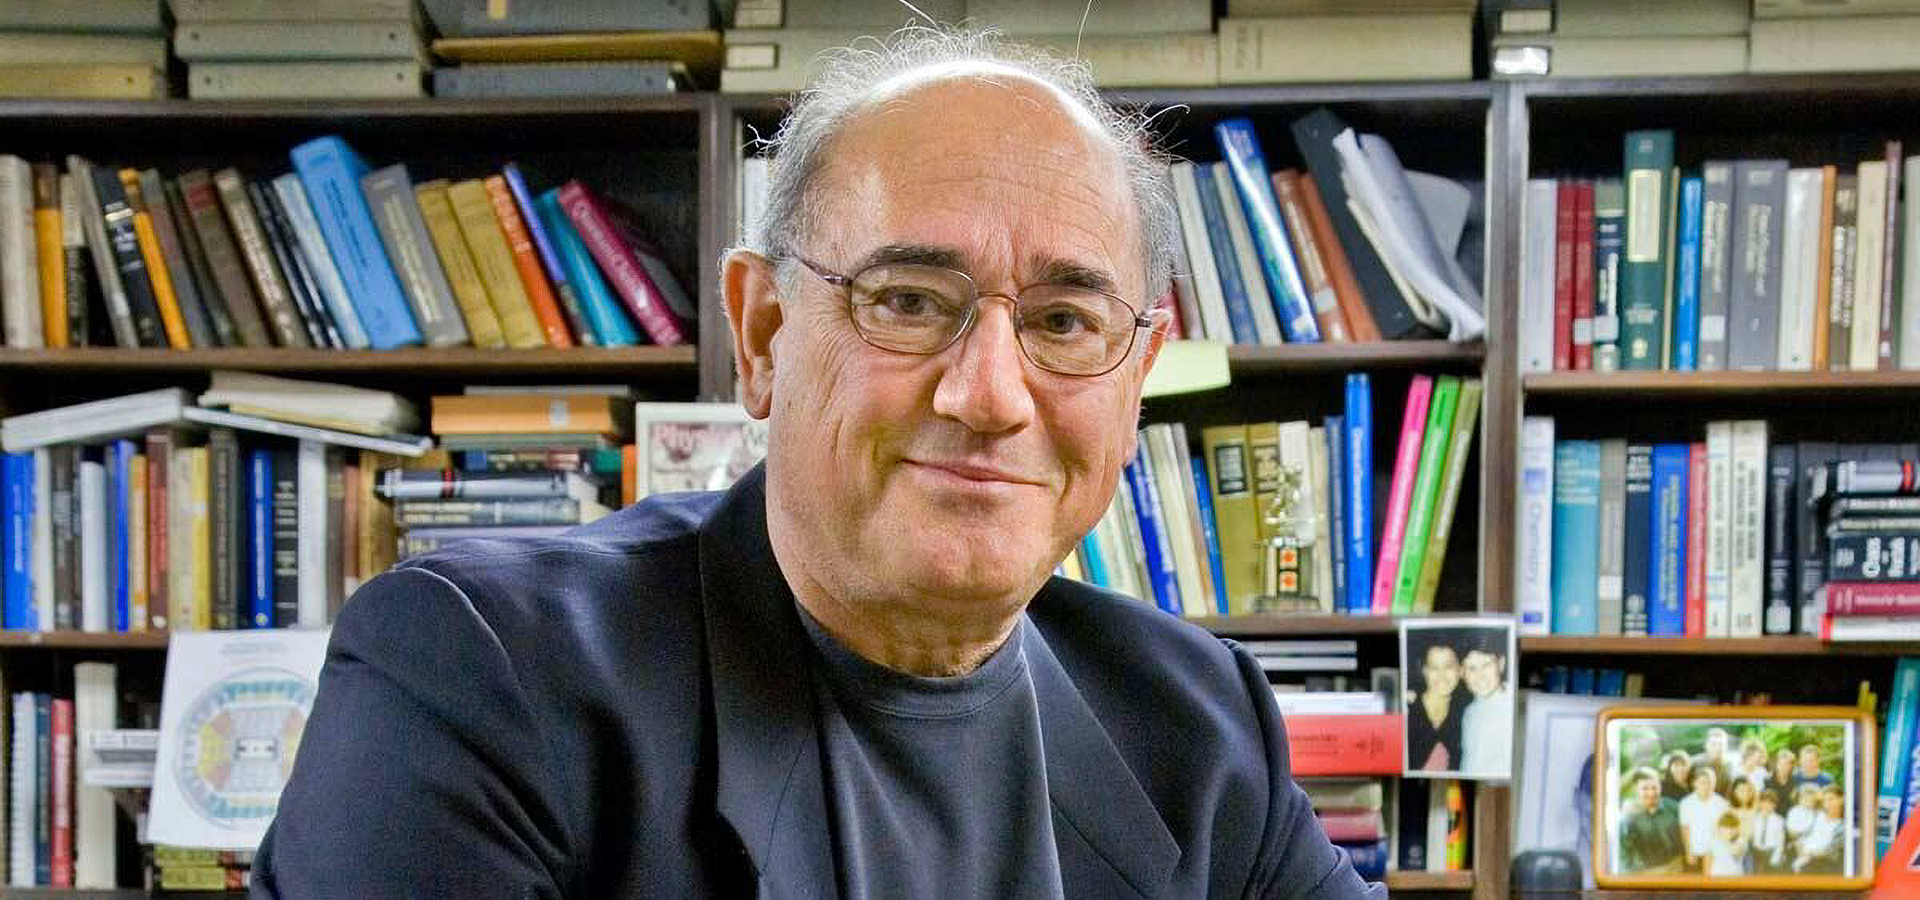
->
[0,134,691,351]
[0,377,436,634]
[1166,108,1484,347]
[1067,371,1481,620]
[1489,0,1749,79]
[1302,778,1391,881]
[428,0,717,97]
[0,0,165,99]
[1522,131,1920,373]
[1518,414,1920,641]
[174,0,425,99]
[1219,0,1473,85]
[1750,0,1920,73]
[148,846,251,892]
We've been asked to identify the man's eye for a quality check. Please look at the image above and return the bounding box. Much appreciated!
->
[874,288,948,317]
[1032,305,1096,336]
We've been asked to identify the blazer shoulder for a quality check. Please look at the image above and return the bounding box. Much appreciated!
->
[1029,576,1248,687]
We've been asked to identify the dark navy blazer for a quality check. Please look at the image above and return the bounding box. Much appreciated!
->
[252,466,1384,899]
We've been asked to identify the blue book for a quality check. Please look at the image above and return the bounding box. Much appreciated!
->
[1189,455,1229,615]
[1550,440,1602,634]
[109,439,132,633]
[1543,666,1569,694]
[1214,117,1321,343]
[1904,717,1920,842]
[1122,452,1181,616]
[1324,415,1347,613]
[1621,444,1654,636]
[1879,657,1920,861]
[1670,176,1704,371]
[248,448,273,629]
[289,135,424,349]
[34,691,48,885]
[1596,669,1626,696]
[1343,375,1374,616]
[539,188,639,347]
[1569,667,1596,695]
[1190,163,1260,344]
[1649,443,1690,635]
[2,453,30,631]
[1335,839,1389,882]
[1078,534,1108,589]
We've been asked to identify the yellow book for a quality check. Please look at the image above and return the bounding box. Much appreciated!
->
[188,447,211,632]
[119,169,190,349]
[1245,420,1281,547]
[446,178,544,349]
[1201,424,1261,616]
[414,180,506,349]
[166,445,192,633]
[0,64,163,99]
[129,452,147,632]
[31,164,64,348]
[430,30,722,69]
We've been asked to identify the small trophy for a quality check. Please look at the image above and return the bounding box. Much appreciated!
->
[1254,460,1319,613]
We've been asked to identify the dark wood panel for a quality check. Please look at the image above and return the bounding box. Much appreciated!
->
[1386,870,1473,891]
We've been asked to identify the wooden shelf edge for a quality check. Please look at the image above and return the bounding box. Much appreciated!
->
[1384,869,1473,891]
[1524,369,1920,395]
[0,346,698,374]
[1191,614,1403,636]
[0,95,703,120]
[1517,70,1920,101]
[1228,340,1485,373]
[1520,635,1913,656]
[0,631,169,649]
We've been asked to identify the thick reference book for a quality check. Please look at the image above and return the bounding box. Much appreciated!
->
[289,135,424,349]
[555,179,690,347]
[361,163,468,348]
[1619,130,1674,370]
[1551,439,1602,634]
[1292,107,1435,339]
[1215,117,1320,343]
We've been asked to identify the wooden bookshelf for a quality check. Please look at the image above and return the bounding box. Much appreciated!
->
[1524,369,1920,396]
[1385,870,1473,891]
[0,631,170,650]
[1189,614,1403,636]
[1520,635,1914,656]
[1227,340,1484,374]
[0,346,698,377]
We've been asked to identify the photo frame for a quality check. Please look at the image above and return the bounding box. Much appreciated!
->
[631,402,769,499]
[1593,705,1875,891]
[1398,616,1516,781]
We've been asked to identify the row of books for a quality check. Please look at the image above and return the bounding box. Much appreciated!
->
[1521,131,1920,374]
[1517,416,1920,640]
[1161,110,1484,348]
[0,136,691,353]
[1873,658,1920,862]
[1067,372,1481,619]
[0,662,120,889]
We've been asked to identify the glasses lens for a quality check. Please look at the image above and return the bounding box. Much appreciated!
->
[1016,286,1136,375]
[848,263,973,353]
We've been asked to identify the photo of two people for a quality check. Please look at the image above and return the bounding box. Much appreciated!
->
[1399,618,1516,781]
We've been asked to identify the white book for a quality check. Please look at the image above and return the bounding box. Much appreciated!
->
[1704,421,1733,638]
[1728,420,1769,637]
[1211,161,1283,345]
[1518,416,1555,635]
[1242,639,1359,655]
[1595,439,1627,636]
[1901,155,1920,369]
[1,387,191,452]
[737,156,768,245]
[1336,131,1485,341]
[1274,420,1329,612]
[1777,168,1824,371]
[1255,655,1359,672]
[185,448,210,633]
[0,155,39,349]
[1824,616,1920,641]
[73,662,117,889]
[1169,422,1217,613]
[1851,160,1888,370]
[166,446,192,633]
[202,370,415,432]
[1168,162,1234,344]
[9,693,31,886]
[1144,426,1207,616]
[1308,426,1334,613]
[1166,192,1208,341]
[1426,780,1452,872]
[31,449,50,633]
[77,461,106,633]
[296,441,328,628]
[1112,474,1151,603]
[270,175,371,350]
[1268,690,1386,715]
[181,406,431,457]
[1520,180,1559,373]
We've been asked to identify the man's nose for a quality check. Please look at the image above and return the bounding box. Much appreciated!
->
[930,295,1036,434]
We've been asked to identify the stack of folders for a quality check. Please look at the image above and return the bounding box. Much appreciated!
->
[174,0,426,99]
[0,0,164,99]
[426,0,716,96]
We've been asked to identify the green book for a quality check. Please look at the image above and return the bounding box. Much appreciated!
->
[1391,375,1461,614]
[1620,129,1675,370]
[1412,379,1483,613]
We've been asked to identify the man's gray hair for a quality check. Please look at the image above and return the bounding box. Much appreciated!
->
[744,26,1178,305]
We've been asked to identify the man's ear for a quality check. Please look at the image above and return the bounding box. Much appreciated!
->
[723,249,783,419]
[1132,301,1175,389]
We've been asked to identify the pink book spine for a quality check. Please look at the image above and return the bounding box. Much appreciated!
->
[51,698,72,888]
[1826,582,1920,617]
[1684,442,1707,637]
[555,180,687,346]
[1370,375,1432,614]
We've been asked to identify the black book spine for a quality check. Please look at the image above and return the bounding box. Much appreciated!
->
[48,445,75,631]
[1395,778,1430,872]
[1621,444,1654,636]
[88,167,165,348]
[270,446,299,628]
[1796,441,1839,635]
[1827,531,1920,581]
[246,180,330,349]
[261,184,346,349]
[209,428,238,631]
[1764,443,1797,634]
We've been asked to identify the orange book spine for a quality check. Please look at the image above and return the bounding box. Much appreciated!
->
[430,395,619,435]
[120,169,190,349]
[31,164,65,348]
[1279,714,1405,776]
[1272,169,1352,342]
[621,444,637,508]
[1811,165,1837,370]
[484,175,573,347]
[1297,173,1382,343]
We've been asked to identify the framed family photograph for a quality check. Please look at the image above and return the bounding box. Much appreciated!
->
[631,402,769,499]
[1399,617,1516,781]
[1593,705,1875,891]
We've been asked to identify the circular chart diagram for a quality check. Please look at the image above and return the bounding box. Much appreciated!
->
[171,666,315,829]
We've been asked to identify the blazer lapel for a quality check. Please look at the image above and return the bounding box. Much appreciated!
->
[700,467,840,900]
[1024,624,1182,899]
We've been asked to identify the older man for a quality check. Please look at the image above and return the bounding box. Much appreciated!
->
[251,29,1380,900]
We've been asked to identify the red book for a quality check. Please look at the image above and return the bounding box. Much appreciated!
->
[1552,180,1576,370]
[51,698,72,888]
[1684,441,1707,637]
[1282,714,1405,776]
[1315,808,1387,843]
[1370,375,1433,614]
[555,180,689,346]
[1571,181,1596,370]
[144,429,169,632]
[484,175,574,348]
[1825,582,1920,617]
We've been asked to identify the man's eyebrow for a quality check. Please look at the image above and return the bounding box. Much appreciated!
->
[1028,257,1119,294]
[855,244,968,271]
[853,246,1120,294]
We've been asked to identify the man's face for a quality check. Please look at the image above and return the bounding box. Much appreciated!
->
[1421,646,1460,697]
[1636,777,1661,811]
[1693,769,1716,798]
[1704,731,1727,758]
[1461,650,1502,697]
[756,74,1157,609]
[1800,746,1821,774]
[1823,791,1845,817]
